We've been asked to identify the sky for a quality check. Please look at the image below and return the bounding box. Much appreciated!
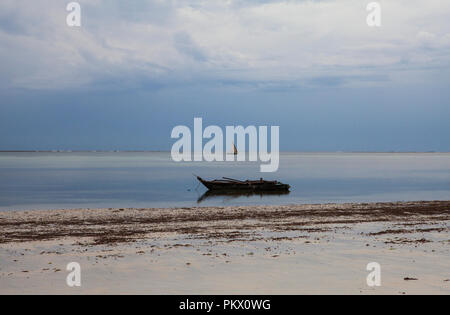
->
[0,0,449,151]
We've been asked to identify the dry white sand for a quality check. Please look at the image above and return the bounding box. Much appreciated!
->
[0,201,449,294]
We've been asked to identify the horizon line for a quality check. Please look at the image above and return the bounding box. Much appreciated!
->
[0,150,448,154]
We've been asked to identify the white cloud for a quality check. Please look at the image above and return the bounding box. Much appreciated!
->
[0,0,450,90]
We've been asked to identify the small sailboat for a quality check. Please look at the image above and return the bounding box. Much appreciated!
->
[232,142,238,155]
[227,142,238,155]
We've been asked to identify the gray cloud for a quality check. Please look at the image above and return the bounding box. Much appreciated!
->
[173,31,207,62]
[0,0,449,91]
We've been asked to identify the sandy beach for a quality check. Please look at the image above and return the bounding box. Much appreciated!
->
[0,201,449,294]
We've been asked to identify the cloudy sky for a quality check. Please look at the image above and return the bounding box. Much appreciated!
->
[1,0,449,151]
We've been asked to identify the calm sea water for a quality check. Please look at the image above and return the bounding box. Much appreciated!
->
[0,152,449,211]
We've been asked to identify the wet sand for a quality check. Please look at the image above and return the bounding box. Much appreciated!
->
[0,201,449,294]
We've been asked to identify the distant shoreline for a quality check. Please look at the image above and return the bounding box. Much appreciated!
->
[0,150,448,153]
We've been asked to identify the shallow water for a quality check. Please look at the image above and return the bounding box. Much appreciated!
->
[0,152,449,211]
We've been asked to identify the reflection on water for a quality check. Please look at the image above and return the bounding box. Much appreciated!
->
[197,190,290,203]
[0,152,450,211]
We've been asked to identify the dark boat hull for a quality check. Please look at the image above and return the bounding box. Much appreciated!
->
[196,176,290,192]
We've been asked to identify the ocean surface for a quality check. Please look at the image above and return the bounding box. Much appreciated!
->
[0,152,449,211]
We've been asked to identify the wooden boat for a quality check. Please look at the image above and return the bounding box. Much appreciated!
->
[196,176,290,192]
